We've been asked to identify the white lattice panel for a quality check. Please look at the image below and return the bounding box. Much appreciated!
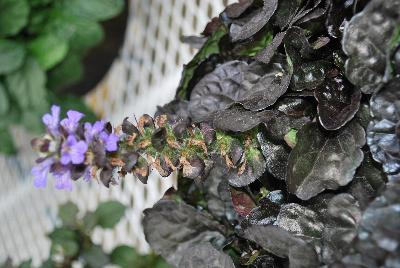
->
[0,0,234,266]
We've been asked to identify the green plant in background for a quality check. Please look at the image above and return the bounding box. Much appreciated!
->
[0,0,124,154]
[0,200,171,268]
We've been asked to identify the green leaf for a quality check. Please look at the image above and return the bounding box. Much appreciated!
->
[38,259,55,268]
[176,26,227,99]
[68,19,104,53]
[28,34,69,70]
[238,31,273,56]
[0,127,16,155]
[82,211,98,233]
[0,0,29,37]
[21,110,45,133]
[29,0,52,8]
[58,0,124,21]
[43,13,104,53]
[5,57,48,110]
[58,202,79,227]
[94,201,126,229]
[18,259,32,268]
[82,245,110,268]
[110,245,140,268]
[0,82,10,115]
[49,227,79,257]
[48,54,83,90]
[0,39,26,74]
[284,129,298,148]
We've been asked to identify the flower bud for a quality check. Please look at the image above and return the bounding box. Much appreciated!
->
[182,155,205,179]
[138,114,155,132]
[172,120,190,139]
[199,122,216,146]
[122,117,139,135]
[229,140,244,166]
[100,168,115,187]
[134,157,149,184]
[151,127,167,151]
[121,152,139,173]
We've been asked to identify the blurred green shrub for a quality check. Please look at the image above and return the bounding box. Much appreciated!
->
[1,200,171,268]
[0,0,124,154]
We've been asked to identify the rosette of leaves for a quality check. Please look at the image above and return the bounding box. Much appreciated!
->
[0,201,171,268]
[0,0,124,154]
[29,0,400,267]
[140,0,399,267]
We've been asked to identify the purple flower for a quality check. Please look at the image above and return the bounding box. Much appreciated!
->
[54,169,73,191]
[42,105,60,135]
[61,110,84,133]
[100,132,119,152]
[32,158,54,188]
[61,135,88,165]
[84,120,105,143]
[83,167,93,181]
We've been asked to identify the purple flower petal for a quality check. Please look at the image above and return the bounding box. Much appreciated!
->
[61,110,84,133]
[54,170,73,191]
[31,158,54,188]
[84,120,105,143]
[42,105,60,135]
[61,135,88,165]
[100,132,119,152]
[70,140,88,164]
[83,167,92,181]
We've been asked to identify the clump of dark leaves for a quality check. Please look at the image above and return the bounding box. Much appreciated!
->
[30,0,400,267]
[143,0,400,267]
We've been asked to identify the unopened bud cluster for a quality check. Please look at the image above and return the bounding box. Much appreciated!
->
[31,106,262,190]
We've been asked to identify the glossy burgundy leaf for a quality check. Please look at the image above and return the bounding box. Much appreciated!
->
[230,187,256,217]
[315,75,361,130]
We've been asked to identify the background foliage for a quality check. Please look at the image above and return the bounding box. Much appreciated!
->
[0,0,125,154]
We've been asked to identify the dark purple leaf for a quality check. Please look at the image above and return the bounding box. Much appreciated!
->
[257,132,290,180]
[342,0,400,94]
[178,243,235,268]
[255,31,286,64]
[338,182,400,267]
[319,193,362,264]
[189,57,291,121]
[223,0,254,19]
[243,225,319,268]
[204,165,238,221]
[315,75,362,130]
[287,122,365,200]
[367,78,400,177]
[291,60,328,91]
[276,203,323,238]
[212,105,278,132]
[143,200,226,267]
[230,0,278,42]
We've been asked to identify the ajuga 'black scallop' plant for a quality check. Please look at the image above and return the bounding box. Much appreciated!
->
[0,0,124,154]
[31,0,400,267]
